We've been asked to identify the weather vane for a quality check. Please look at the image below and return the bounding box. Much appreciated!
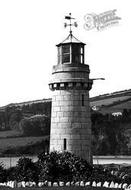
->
[64,13,78,34]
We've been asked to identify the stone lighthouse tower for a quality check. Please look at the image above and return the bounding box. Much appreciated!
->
[49,14,93,163]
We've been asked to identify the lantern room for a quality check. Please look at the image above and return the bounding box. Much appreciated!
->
[56,33,85,65]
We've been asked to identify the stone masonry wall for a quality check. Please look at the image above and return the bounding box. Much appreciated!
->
[50,89,92,162]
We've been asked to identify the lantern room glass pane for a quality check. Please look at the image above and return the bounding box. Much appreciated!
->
[58,47,60,55]
[80,47,83,54]
[62,54,70,63]
[72,55,80,63]
[80,55,83,64]
[72,44,81,63]
[58,47,62,64]
[62,45,70,54]
[62,44,70,63]
[72,44,80,55]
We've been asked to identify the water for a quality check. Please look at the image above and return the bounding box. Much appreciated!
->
[0,156,38,168]
[93,156,131,165]
[0,156,131,168]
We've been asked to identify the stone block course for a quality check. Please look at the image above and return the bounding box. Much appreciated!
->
[63,111,73,117]
[57,111,63,117]
[71,134,81,140]
[53,106,61,112]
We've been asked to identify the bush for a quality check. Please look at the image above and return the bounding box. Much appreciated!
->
[15,157,39,184]
[88,165,122,184]
[37,151,92,183]
[117,166,131,184]
[6,167,17,181]
[21,114,50,136]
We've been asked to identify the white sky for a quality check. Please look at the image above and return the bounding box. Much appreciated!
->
[0,0,131,106]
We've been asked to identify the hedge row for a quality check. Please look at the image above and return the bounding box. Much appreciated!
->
[0,151,130,188]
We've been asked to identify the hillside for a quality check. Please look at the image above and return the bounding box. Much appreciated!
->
[90,89,131,155]
[0,89,131,156]
[90,89,131,114]
[0,99,51,156]
[1,88,131,114]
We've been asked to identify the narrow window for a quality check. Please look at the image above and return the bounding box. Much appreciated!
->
[64,138,67,150]
[82,94,84,106]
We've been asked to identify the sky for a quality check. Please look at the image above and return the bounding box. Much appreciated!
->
[0,0,131,106]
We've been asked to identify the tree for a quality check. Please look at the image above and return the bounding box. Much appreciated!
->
[9,109,22,130]
[91,110,129,155]
[20,114,50,136]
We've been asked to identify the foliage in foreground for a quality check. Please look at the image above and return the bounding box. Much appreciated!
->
[0,152,93,183]
[37,151,93,183]
[0,152,131,185]
[15,157,39,184]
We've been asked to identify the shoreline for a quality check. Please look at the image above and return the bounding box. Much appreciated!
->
[93,155,131,159]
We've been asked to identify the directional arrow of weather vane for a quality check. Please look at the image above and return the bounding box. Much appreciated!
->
[64,13,78,34]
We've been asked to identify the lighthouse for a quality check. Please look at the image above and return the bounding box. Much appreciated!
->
[49,14,93,163]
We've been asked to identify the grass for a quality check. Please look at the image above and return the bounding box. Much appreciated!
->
[0,136,48,153]
[90,95,130,107]
[100,99,131,114]
[0,130,22,139]
[90,94,131,114]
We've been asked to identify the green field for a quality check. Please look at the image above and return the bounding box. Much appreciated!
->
[90,95,131,107]
[0,136,48,153]
[0,130,22,138]
[99,99,131,114]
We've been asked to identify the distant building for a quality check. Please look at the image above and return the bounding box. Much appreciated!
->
[112,112,122,116]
